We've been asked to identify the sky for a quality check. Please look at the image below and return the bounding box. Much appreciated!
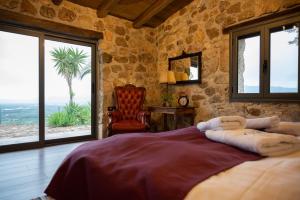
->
[0,31,91,105]
[270,27,298,91]
[240,35,260,92]
[241,26,298,93]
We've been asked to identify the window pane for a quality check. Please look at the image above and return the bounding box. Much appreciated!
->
[45,39,92,140]
[270,25,298,93]
[0,31,39,146]
[237,35,260,93]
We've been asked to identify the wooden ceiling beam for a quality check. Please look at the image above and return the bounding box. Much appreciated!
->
[52,0,63,6]
[133,0,175,28]
[97,0,121,18]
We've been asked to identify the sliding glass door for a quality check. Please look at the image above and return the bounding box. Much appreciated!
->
[0,30,39,146]
[0,25,96,151]
[44,38,92,140]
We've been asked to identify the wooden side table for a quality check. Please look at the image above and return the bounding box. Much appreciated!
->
[148,106,196,131]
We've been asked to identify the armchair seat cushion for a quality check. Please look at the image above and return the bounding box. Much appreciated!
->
[112,120,146,133]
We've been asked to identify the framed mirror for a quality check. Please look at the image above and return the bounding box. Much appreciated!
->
[168,51,202,84]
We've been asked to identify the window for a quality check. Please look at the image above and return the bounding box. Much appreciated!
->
[0,24,97,150]
[230,13,300,102]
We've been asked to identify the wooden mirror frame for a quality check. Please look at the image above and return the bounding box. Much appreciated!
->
[168,51,202,84]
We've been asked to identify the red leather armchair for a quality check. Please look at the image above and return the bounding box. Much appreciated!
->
[107,84,151,136]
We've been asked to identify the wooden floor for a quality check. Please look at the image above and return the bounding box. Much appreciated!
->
[0,142,85,200]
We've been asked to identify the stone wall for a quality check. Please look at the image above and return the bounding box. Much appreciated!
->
[1,0,300,138]
[156,0,300,123]
[0,0,160,137]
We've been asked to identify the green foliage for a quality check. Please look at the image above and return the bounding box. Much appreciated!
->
[47,103,91,127]
[80,64,91,79]
[47,112,71,127]
[51,47,88,79]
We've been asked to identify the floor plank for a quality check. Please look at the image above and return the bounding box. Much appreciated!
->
[0,142,85,200]
[0,143,81,166]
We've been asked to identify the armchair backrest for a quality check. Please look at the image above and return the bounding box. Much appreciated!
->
[114,84,146,120]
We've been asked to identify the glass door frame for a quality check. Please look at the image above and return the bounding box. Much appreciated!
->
[0,24,97,153]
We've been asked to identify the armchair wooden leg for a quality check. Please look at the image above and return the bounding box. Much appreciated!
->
[107,124,113,137]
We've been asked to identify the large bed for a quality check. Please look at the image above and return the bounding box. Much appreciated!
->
[45,126,300,200]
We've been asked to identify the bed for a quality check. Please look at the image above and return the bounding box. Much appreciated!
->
[45,126,300,200]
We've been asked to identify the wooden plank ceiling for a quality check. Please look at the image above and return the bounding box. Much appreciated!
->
[58,0,193,28]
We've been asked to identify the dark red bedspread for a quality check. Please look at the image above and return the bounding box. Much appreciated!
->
[45,126,261,200]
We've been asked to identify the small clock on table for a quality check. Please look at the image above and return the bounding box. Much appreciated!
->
[178,95,189,107]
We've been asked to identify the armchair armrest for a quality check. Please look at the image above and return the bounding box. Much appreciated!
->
[107,109,122,137]
[137,111,151,128]
[107,110,122,123]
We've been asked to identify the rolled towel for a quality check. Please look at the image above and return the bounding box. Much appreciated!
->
[205,129,300,156]
[265,122,300,136]
[246,116,280,129]
[197,116,246,132]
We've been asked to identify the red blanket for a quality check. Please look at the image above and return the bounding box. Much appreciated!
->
[45,126,261,200]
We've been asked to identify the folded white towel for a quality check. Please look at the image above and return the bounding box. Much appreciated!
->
[205,129,300,156]
[246,116,280,129]
[265,122,300,136]
[196,116,246,132]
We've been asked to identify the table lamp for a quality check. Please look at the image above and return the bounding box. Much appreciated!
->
[159,71,176,106]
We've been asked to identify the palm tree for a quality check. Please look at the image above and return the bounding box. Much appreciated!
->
[287,27,298,46]
[80,64,91,80]
[51,47,87,104]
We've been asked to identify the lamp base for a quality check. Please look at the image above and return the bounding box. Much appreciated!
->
[162,101,170,107]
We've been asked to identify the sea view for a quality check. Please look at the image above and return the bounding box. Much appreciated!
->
[0,103,64,125]
[0,102,91,145]
[244,86,298,93]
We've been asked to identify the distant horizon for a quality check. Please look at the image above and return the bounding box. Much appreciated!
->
[243,85,298,93]
[0,100,90,105]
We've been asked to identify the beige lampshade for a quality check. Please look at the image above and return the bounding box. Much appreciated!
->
[159,71,168,83]
[174,72,182,81]
[159,71,176,84]
[174,72,189,81]
[168,71,176,84]
[182,72,189,80]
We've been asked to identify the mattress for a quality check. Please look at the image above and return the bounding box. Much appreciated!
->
[185,150,300,200]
